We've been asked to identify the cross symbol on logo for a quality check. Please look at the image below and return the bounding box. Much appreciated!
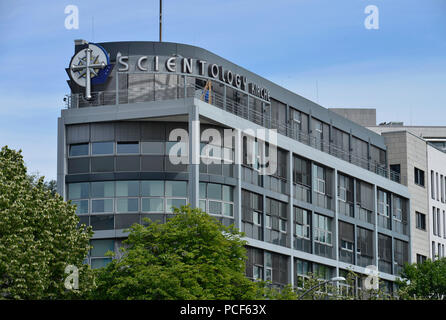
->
[71,48,106,100]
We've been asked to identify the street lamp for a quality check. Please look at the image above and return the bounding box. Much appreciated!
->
[297,276,346,300]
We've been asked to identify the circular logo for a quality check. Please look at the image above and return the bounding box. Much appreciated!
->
[69,43,109,88]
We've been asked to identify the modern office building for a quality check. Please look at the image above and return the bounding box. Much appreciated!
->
[59,40,410,294]
[331,108,446,262]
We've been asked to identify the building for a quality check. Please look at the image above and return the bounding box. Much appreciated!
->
[331,108,446,262]
[58,40,410,294]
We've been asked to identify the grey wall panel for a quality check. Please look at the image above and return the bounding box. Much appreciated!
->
[115,214,140,229]
[116,122,141,141]
[67,124,90,144]
[141,122,166,141]
[67,157,90,174]
[116,156,141,171]
[91,156,115,173]
[91,122,115,142]
[141,155,164,171]
[165,158,188,172]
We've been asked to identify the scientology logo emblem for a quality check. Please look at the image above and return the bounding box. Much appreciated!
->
[69,42,112,100]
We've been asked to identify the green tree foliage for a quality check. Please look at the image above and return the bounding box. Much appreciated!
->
[0,146,94,299]
[92,205,262,300]
[27,173,57,196]
[397,258,446,300]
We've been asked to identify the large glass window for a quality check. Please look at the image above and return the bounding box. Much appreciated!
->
[165,181,187,197]
[92,141,114,155]
[68,182,90,199]
[141,180,164,197]
[69,143,89,157]
[313,213,332,245]
[91,181,114,198]
[117,141,139,154]
[141,142,164,155]
[71,199,88,214]
[91,199,113,213]
[141,198,164,212]
[116,181,140,197]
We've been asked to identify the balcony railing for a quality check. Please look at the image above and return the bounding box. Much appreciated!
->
[65,77,402,183]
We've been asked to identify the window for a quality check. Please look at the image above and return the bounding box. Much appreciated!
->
[442,175,445,203]
[416,212,426,230]
[117,141,139,154]
[433,207,437,236]
[444,211,446,239]
[91,181,114,198]
[141,141,164,155]
[437,208,441,237]
[390,164,401,183]
[253,265,263,281]
[414,167,425,187]
[199,183,234,217]
[92,141,114,155]
[69,143,89,157]
[141,181,164,197]
[377,190,390,217]
[116,181,140,197]
[315,165,326,194]
[431,171,435,199]
[432,241,436,259]
[341,240,354,252]
[116,198,138,212]
[437,173,440,201]
[265,252,272,282]
[393,197,403,222]
[165,181,187,197]
[92,199,113,213]
[294,207,310,239]
[313,213,332,246]
[416,254,426,264]
[141,198,164,212]
[90,239,114,269]
[71,200,88,214]
[68,182,90,200]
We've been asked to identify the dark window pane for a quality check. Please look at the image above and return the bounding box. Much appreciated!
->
[90,215,114,230]
[117,142,139,154]
[69,143,89,156]
[115,214,140,229]
[116,156,140,171]
[91,156,115,172]
[68,158,90,174]
[92,141,114,155]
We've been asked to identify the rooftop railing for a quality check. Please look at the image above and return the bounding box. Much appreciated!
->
[65,77,402,184]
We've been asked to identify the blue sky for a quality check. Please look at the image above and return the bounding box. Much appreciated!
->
[0,0,445,180]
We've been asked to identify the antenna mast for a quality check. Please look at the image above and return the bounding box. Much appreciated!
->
[159,0,162,42]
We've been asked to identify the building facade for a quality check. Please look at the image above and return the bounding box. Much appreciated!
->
[59,40,410,293]
[332,107,446,263]
[427,144,446,260]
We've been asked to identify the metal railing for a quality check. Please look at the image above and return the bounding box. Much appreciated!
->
[65,78,402,183]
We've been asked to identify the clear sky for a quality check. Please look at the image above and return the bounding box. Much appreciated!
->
[0,0,445,180]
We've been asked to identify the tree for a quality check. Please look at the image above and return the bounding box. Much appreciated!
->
[397,258,446,300]
[92,205,262,300]
[27,172,57,196]
[0,146,94,299]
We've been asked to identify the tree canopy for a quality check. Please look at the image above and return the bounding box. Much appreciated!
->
[0,146,94,299]
[92,205,261,300]
[397,258,446,300]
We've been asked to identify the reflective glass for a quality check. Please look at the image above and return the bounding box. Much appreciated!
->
[141,181,164,197]
[142,198,164,212]
[69,143,89,156]
[92,141,114,155]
